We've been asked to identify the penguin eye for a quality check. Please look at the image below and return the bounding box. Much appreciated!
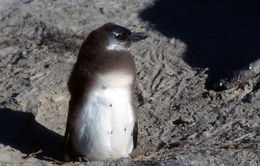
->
[113,32,126,40]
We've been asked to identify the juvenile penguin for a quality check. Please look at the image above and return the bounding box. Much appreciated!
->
[62,23,147,162]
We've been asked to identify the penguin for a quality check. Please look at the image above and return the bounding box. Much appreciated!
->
[62,23,147,162]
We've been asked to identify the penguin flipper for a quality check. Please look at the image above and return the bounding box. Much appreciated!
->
[133,122,138,149]
[61,129,73,162]
[129,122,140,159]
[62,104,78,162]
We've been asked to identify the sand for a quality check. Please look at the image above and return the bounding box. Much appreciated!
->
[0,0,259,165]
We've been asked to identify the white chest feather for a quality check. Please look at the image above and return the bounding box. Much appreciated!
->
[72,72,135,161]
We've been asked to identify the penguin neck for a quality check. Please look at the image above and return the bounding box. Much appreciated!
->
[106,44,129,51]
[76,44,136,77]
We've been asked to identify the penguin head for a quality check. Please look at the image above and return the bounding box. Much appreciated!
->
[85,23,147,51]
[106,23,148,50]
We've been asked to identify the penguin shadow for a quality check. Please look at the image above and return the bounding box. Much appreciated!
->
[139,0,260,90]
[0,108,63,161]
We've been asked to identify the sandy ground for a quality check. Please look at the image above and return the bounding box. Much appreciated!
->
[0,0,259,165]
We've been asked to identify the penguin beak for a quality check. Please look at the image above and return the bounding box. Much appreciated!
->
[130,32,148,42]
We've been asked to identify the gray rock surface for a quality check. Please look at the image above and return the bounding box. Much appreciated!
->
[0,0,259,165]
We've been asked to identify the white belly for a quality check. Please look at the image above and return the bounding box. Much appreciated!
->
[72,72,135,161]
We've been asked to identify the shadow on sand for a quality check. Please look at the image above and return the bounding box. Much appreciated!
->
[0,108,63,161]
[139,0,260,89]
